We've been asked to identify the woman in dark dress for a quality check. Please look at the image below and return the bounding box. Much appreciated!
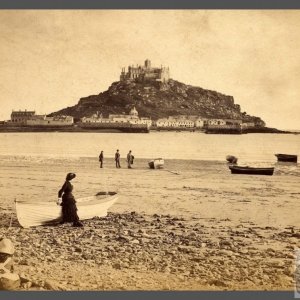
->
[58,173,83,227]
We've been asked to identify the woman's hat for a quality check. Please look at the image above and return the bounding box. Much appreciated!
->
[0,238,14,255]
[66,173,76,181]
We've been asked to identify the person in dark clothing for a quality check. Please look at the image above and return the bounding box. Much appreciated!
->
[58,173,83,227]
[127,150,134,168]
[99,151,104,168]
[115,149,121,168]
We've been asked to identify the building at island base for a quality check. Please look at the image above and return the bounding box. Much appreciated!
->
[8,110,74,126]
[155,115,255,133]
[6,109,257,134]
[81,107,152,128]
[10,110,35,124]
[79,107,151,133]
[204,119,243,134]
[120,59,170,83]
[26,115,74,126]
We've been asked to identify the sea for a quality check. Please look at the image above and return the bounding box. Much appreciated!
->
[0,131,299,226]
[0,131,299,163]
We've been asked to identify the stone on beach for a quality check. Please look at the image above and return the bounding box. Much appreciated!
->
[0,273,20,290]
[0,238,20,290]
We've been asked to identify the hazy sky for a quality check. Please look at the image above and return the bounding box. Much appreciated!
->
[0,10,299,129]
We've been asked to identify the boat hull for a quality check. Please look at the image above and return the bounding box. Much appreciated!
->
[275,154,297,163]
[148,159,164,169]
[229,166,274,176]
[16,192,118,228]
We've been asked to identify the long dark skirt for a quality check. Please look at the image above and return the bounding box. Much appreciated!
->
[61,196,79,223]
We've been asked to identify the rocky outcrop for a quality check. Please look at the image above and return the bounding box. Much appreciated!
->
[50,79,265,126]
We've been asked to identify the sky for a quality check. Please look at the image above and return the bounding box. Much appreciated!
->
[0,10,300,130]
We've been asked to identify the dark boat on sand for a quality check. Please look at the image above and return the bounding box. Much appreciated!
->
[229,166,274,176]
[275,154,297,163]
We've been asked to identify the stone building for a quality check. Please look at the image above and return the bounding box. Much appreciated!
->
[156,116,242,130]
[10,110,73,126]
[120,59,170,83]
[81,107,152,127]
[10,110,35,124]
[206,119,242,130]
[156,116,196,128]
[26,115,74,126]
[241,122,255,128]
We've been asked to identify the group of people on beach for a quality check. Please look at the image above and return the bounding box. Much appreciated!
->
[99,149,134,169]
[57,149,135,228]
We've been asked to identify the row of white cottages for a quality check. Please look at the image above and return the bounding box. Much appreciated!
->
[81,114,152,127]
[80,108,255,129]
[155,116,255,129]
[81,114,255,129]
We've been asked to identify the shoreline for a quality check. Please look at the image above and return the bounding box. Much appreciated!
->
[0,125,298,134]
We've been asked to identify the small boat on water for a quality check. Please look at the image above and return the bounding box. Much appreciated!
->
[229,166,274,176]
[15,192,118,228]
[275,153,298,163]
[148,158,164,169]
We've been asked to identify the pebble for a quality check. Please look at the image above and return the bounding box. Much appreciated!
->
[284,266,295,277]
[239,249,249,254]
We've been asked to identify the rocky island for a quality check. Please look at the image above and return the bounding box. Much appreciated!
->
[48,59,292,134]
[1,59,291,134]
[50,60,263,125]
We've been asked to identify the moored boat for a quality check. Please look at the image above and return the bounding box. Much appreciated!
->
[15,192,118,228]
[275,153,297,163]
[148,158,164,169]
[229,166,274,176]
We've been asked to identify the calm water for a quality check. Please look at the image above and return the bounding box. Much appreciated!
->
[0,131,299,163]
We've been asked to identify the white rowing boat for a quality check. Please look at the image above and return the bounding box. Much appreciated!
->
[15,192,118,228]
[148,158,164,169]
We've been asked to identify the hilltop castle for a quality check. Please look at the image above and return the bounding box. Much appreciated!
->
[120,59,170,83]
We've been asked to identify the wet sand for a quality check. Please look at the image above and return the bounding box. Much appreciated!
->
[0,156,299,290]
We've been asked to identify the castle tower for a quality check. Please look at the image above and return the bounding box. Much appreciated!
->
[120,59,169,83]
[144,59,151,69]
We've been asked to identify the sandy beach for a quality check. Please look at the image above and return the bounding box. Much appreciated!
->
[0,156,299,290]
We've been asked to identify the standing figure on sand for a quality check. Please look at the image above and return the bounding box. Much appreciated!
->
[115,149,121,168]
[99,151,104,168]
[127,150,134,169]
[58,173,83,227]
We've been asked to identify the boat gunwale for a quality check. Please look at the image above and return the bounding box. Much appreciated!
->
[275,153,297,158]
[275,153,298,162]
[229,166,274,171]
[15,193,118,205]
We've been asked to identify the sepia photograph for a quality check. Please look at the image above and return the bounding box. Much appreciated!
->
[0,9,299,294]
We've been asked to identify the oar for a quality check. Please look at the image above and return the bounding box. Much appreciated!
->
[162,169,180,175]
[101,161,112,195]
[102,165,109,195]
